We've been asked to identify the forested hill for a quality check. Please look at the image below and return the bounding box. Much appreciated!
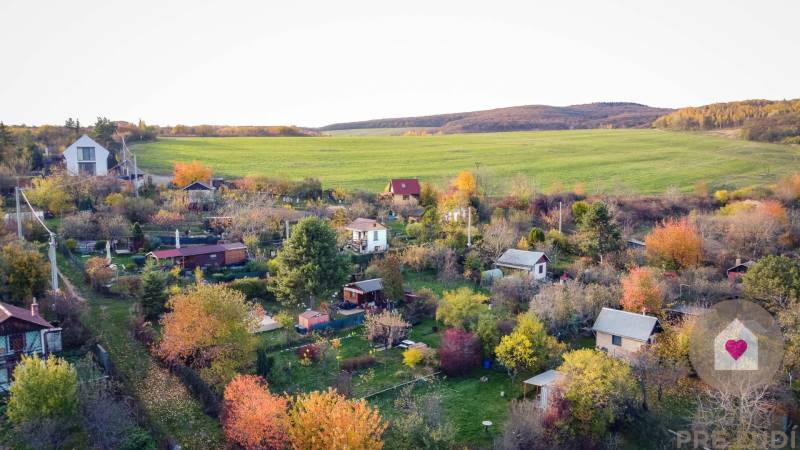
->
[320,102,673,133]
[653,99,800,144]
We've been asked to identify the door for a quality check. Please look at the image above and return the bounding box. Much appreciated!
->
[10,334,24,353]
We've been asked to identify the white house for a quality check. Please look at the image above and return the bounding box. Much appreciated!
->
[346,218,387,254]
[495,249,549,280]
[63,135,110,176]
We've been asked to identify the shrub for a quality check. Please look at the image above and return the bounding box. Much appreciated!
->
[439,328,481,376]
[340,355,376,372]
[65,239,77,252]
[229,277,269,300]
[403,347,424,369]
[296,344,320,363]
[94,240,107,251]
[39,291,90,350]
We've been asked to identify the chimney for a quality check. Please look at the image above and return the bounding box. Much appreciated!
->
[31,298,39,317]
[735,256,742,266]
[175,229,181,249]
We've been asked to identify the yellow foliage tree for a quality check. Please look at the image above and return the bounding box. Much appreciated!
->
[288,388,387,450]
[173,160,213,187]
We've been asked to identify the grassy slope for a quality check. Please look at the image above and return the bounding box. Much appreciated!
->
[132,129,799,194]
[57,261,224,449]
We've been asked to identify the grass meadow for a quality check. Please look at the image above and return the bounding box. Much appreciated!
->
[132,129,800,194]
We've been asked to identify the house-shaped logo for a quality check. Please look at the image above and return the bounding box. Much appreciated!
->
[714,319,758,371]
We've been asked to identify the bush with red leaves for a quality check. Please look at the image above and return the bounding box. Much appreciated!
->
[438,328,481,376]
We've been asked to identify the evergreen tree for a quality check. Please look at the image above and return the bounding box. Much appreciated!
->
[270,217,351,308]
[140,261,168,320]
[576,201,621,262]
[132,222,145,251]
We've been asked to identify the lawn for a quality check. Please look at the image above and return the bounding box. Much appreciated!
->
[131,129,800,194]
[57,259,224,449]
[262,317,520,448]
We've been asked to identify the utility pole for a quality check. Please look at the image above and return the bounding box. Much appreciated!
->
[466,206,472,247]
[15,186,23,240]
[133,154,140,198]
[558,201,562,233]
[48,233,59,292]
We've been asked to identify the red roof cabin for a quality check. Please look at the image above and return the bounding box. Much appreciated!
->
[147,242,247,270]
[385,178,421,204]
[727,259,756,281]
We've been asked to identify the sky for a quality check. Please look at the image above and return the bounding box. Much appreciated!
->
[1,0,798,127]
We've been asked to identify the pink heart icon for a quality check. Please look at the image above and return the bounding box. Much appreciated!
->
[725,339,747,360]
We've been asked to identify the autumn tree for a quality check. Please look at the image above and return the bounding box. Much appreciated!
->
[366,254,404,302]
[435,287,489,330]
[173,160,213,187]
[365,310,410,347]
[555,349,637,444]
[438,328,481,376]
[27,174,74,214]
[575,201,621,262]
[644,218,703,270]
[0,242,49,305]
[158,284,264,389]
[496,313,564,381]
[7,355,77,424]
[288,388,387,450]
[495,331,535,382]
[222,375,288,450]
[270,217,351,308]
[620,267,664,314]
[451,170,477,201]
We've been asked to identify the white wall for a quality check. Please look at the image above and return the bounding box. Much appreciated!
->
[533,262,547,280]
[63,135,110,176]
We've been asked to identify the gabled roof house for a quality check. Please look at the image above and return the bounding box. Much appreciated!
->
[592,307,660,359]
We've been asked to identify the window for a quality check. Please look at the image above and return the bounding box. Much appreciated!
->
[611,335,622,346]
[78,162,96,176]
[77,146,95,161]
[538,264,544,274]
[373,230,379,241]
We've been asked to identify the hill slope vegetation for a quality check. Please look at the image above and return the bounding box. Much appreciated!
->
[320,103,673,133]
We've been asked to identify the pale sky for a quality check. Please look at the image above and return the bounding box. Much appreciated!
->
[1,0,798,127]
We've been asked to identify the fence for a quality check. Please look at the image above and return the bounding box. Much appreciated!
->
[152,234,218,246]
[58,239,85,270]
[300,313,365,334]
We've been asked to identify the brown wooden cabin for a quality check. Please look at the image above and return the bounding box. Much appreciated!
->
[343,278,385,307]
[0,301,62,391]
[147,242,247,270]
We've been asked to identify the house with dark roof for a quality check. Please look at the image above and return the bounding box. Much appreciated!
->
[346,218,388,254]
[0,301,63,391]
[182,180,216,209]
[343,278,386,306]
[727,259,756,281]
[384,178,421,204]
[592,307,660,359]
[495,249,550,280]
[147,242,247,270]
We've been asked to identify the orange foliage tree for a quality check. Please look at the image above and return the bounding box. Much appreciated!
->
[288,388,387,450]
[158,284,263,388]
[222,375,288,450]
[620,267,664,314]
[644,218,703,270]
[173,160,213,187]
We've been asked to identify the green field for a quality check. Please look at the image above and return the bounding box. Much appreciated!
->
[132,129,800,194]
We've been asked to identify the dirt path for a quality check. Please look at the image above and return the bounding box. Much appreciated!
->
[58,269,86,303]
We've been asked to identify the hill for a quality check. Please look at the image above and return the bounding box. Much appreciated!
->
[653,99,800,144]
[131,129,799,194]
[320,102,673,133]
